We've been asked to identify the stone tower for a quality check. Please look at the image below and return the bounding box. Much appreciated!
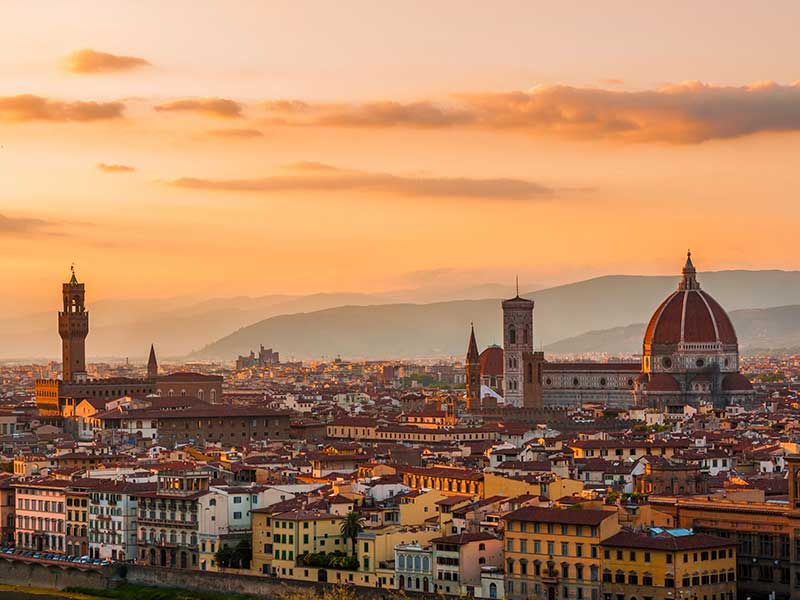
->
[147,344,159,379]
[58,266,89,382]
[502,282,543,408]
[465,324,481,412]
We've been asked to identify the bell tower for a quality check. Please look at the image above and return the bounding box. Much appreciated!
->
[502,279,534,407]
[465,324,481,412]
[58,266,89,382]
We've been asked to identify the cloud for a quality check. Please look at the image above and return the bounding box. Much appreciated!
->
[155,98,242,118]
[205,128,262,138]
[261,81,800,143]
[262,99,472,128]
[0,214,57,237]
[97,163,135,173]
[168,163,552,200]
[0,95,124,122]
[63,49,151,74]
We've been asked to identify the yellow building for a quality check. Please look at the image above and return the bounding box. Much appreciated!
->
[484,472,584,500]
[252,509,346,577]
[398,489,448,526]
[503,506,620,600]
[600,529,736,600]
[398,466,484,497]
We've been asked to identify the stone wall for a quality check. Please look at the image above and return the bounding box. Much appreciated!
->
[126,565,422,599]
[0,557,113,591]
[0,557,429,599]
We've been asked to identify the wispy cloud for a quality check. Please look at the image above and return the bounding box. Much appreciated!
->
[261,81,800,143]
[0,95,124,122]
[0,214,59,237]
[155,97,242,118]
[205,128,262,138]
[168,163,553,200]
[97,163,135,173]
[63,49,151,74]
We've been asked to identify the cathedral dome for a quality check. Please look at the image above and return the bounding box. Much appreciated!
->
[643,252,738,352]
[479,345,504,377]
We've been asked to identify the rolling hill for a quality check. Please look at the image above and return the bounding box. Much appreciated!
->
[190,270,800,361]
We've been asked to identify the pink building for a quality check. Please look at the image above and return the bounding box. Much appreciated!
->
[13,478,69,553]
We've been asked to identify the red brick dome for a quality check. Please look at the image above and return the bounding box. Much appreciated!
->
[479,345,504,377]
[721,373,753,391]
[643,253,738,350]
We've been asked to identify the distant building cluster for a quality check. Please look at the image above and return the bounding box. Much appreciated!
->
[236,345,280,370]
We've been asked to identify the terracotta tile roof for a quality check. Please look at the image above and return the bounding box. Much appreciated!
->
[504,506,615,526]
[602,530,734,551]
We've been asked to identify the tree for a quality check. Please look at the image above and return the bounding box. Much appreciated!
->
[231,538,252,569]
[340,511,365,555]
[214,544,234,568]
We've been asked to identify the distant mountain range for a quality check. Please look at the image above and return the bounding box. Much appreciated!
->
[190,270,800,361]
[5,270,800,362]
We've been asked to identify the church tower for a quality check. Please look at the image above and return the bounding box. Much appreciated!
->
[502,281,542,408]
[147,344,159,379]
[58,266,89,382]
[465,324,481,412]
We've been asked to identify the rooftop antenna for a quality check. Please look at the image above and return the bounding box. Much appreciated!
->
[516,275,519,297]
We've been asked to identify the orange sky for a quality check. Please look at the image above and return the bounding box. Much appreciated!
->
[2,1,800,315]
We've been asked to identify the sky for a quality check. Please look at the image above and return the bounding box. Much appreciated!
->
[2,1,800,315]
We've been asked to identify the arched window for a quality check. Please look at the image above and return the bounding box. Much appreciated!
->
[414,555,421,570]
[210,389,217,402]
[509,326,516,345]
[422,556,429,571]
[527,362,533,384]
[523,326,529,344]
[398,555,405,569]
[489,582,497,599]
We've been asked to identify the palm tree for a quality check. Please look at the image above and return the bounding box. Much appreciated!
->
[340,511,365,555]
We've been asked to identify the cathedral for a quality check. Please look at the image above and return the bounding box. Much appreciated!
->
[35,269,223,416]
[466,253,755,412]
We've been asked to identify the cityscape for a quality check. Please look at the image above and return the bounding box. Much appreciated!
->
[3,3,800,600]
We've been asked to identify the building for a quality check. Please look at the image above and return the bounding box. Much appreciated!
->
[36,270,222,415]
[85,480,151,561]
[135,470,210,569]
[236,345,280,370]
[153,372,223,404]
[502,506,620,600]
[636,252,756,409]
[13,478,70,554]
[59,266,89,384]
[465,254,755,413]
[251,509,346,578]
[155,406,292,445]
[0,478,15,545]
[65,486,89,557]
[466,325,481,412]
[502,290,544,409]
[600,528,736,600]
[431,531,503,596]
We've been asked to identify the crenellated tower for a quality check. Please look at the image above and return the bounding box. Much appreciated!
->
[58,266,89,382]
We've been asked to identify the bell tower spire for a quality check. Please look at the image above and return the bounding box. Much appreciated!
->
[147,344,159,379]
[465,323,481,412]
